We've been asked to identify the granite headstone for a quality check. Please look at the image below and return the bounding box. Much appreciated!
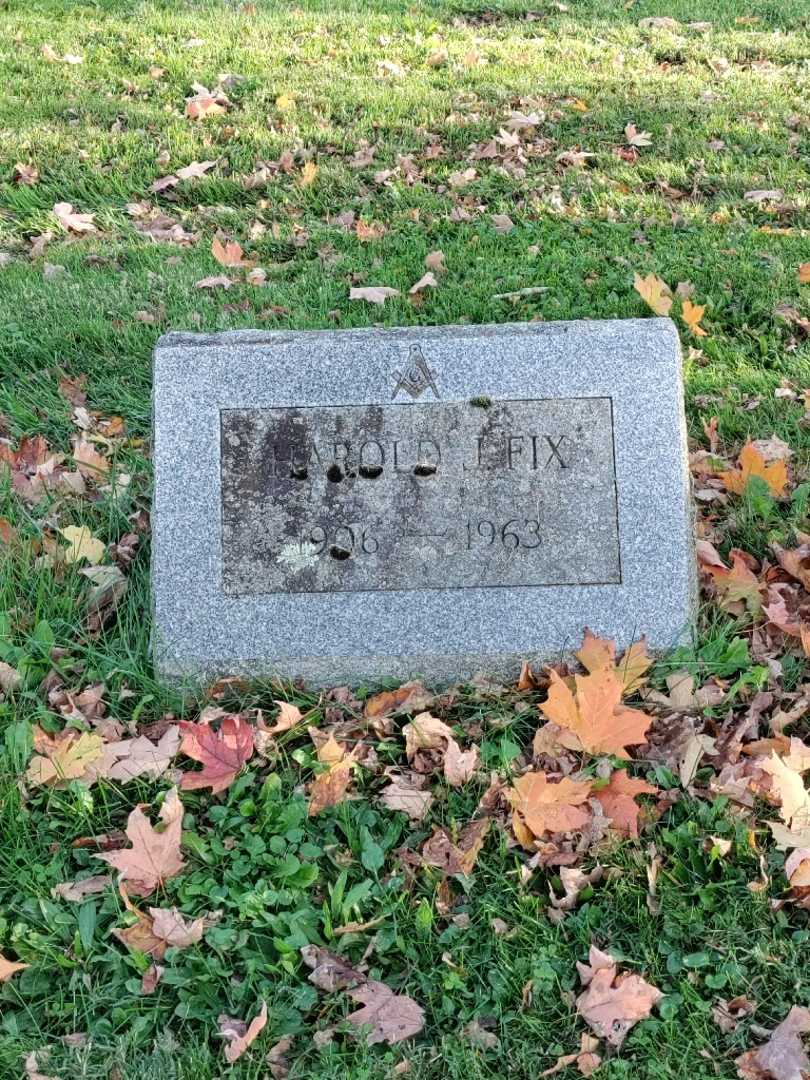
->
[152,319,695,686]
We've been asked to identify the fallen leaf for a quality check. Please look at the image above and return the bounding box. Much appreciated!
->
[594,769,657,838]
[72,437,108,479]
[95,787,186,895]
[53,202,96,234]
[59,525,106,565]
[403,712,454,757]
[195,274,233,289]
[141,964,164,994]
[149,906,205,948]
[211,237,253,268]
[634,272,672,316]
[735,1005,810,1080]
[443,737,479,786]
[379,774,434,820]
[53,874,111,902]
[799,264,810,284]
[542,1033,603,1076]
[506,771,592,841]
[421,818,490,876]
[425,250,446,273]
[105,726,181,782]
[576,945,662,1048]
[744,189,784,203]
[540,669,652,758]
[308,737,354,816]
[346,980,425,1045]
[681,298,708,337]
[299,161,318,187]
[14,163,39,186]
[27,729,105,786]
[491,213,515,234]
[0,954,29,981]
[264,700,303,734]
[625,123,652,147]
[218,1001,268,1063]
[177,160,217,180]
[712,995,755,1034]
[720,442,788,497]
[300,944,364,991]
[576,629,652,694]
[349,286,400,305]
[365,681,433,719]
[179,714,254,793]
[409,272,438,295]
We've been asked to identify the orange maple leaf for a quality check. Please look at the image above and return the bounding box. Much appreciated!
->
[540,669,652,758]
[95,787,186,896]
[633,272,672,316]
[576,628,652,695]
[719,442,788,497]
[211,237,254,268]
[594,769,657,838]
[179,714,254,794]
[681,298,707,337]
[697,542,764,615]
[506,770,592,842]
[308,736,355,816]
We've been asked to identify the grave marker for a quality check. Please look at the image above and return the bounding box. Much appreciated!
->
[152,319,695,685]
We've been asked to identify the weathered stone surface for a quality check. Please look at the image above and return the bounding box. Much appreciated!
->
[152,318,695,686]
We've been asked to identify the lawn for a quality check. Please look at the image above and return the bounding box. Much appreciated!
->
[0,0,809,1076]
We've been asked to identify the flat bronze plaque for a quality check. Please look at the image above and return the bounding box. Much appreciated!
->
[220,397,621,595]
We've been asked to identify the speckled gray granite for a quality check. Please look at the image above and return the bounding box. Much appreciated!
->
[152,319,696,687]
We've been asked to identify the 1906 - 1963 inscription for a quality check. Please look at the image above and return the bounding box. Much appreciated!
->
[220,398,621,595]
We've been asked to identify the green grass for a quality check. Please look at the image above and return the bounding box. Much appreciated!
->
[1,0,810,1076]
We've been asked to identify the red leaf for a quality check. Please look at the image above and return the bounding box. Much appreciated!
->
[179,714,254,793]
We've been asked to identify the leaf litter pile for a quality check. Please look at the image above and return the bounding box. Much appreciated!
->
[1,397,809,1075]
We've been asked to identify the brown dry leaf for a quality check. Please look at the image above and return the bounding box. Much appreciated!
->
[53,874,111,902]
[576,629,652,694]
[735,1005,810,1080]
[264,700,304,735]
[308,738,354,816]
[349,286,400,305]
[542,1033,603,1076]
[633,272,672,316]
[54,202,96,234]
[95,787,186,895]
[346,980,425,1045]
[14,163,39,186]
[105,726,181,783]
[402,712,454,757]
[541,668,652,758]
[421,818,490,876]
[773,541,810,592]
[576,945,662,1048]
[760,753,810,830]
[425,250,446,272]
[72,437,109,479]
[549,866,604,914]
[681,298,708,337]
[179,714,254,793]
[0,954,29,982]
[299,161,318,187]
[443,737,479,787]
[719,442,788,497]
[27,729,105,786]
[300,944,364,991]
[218,1001,268,1063]
[698,542,764,615]
[186,94,227,120]
[176,160,217,180]
[799,264,810,285]
[141,964,164,995]
[491,214,515,234]
[625,123,652,147]
[506,771,592,841]
[195,274,233,289]
[594,769,657,838]
[211,237,253,268]
[379,774,434,821]
[365,681,433,719]
[409,272,438,295]
[149,906,205,948]
[712,995,755,1034]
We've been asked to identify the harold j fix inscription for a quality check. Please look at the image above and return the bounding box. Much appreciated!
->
[220,398,620,594]
[152,319,696,686]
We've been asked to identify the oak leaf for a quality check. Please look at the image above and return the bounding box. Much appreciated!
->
[576,628,651,694]
[346,980,425,1045]
[719,442,788,497]
[218,1001,268,1063]
[506,771,592,841]
[594,769,657,838]
[179,714,254,793]
[95,787,185,895]
[576,946,662,1048]
[541,668,652,758]
[633,272,672,316]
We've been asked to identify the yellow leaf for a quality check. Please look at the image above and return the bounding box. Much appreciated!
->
[275,93,295,111]
[799,263,810,284]
[60,525,106,565]
[569,98,589,112]
[540,668,652,758]
[299,161,318,187]
[27,729,105,785]
[681,298,707,337]
[719,441,789,498]
[633,272,672,316]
